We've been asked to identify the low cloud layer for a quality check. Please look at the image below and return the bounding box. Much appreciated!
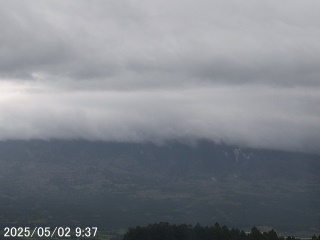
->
[1,0,320,153]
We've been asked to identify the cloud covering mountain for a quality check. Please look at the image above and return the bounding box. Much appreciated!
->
[1,0,320,153]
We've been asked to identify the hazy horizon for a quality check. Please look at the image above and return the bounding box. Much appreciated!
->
[1,0,320,154]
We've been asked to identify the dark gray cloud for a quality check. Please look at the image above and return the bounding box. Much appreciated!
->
[0,0,320,153]
[1,0,320,87]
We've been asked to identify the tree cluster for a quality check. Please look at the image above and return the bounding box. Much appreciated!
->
[123,222,320,240]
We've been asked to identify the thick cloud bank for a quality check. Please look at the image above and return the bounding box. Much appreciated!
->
[1,0,320,153]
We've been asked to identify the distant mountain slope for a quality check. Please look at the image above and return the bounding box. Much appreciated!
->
[0,140,319,235]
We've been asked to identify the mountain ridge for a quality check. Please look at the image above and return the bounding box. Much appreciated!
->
[0,140,319,234]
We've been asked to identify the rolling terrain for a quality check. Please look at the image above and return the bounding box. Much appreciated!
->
[0,140,319,235]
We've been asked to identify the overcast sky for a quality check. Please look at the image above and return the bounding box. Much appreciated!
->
[1,0,320,154]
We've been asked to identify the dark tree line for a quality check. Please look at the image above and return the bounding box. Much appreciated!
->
[123,222,320,240]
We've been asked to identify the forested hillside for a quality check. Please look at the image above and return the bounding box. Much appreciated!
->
[123,222,320,240]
